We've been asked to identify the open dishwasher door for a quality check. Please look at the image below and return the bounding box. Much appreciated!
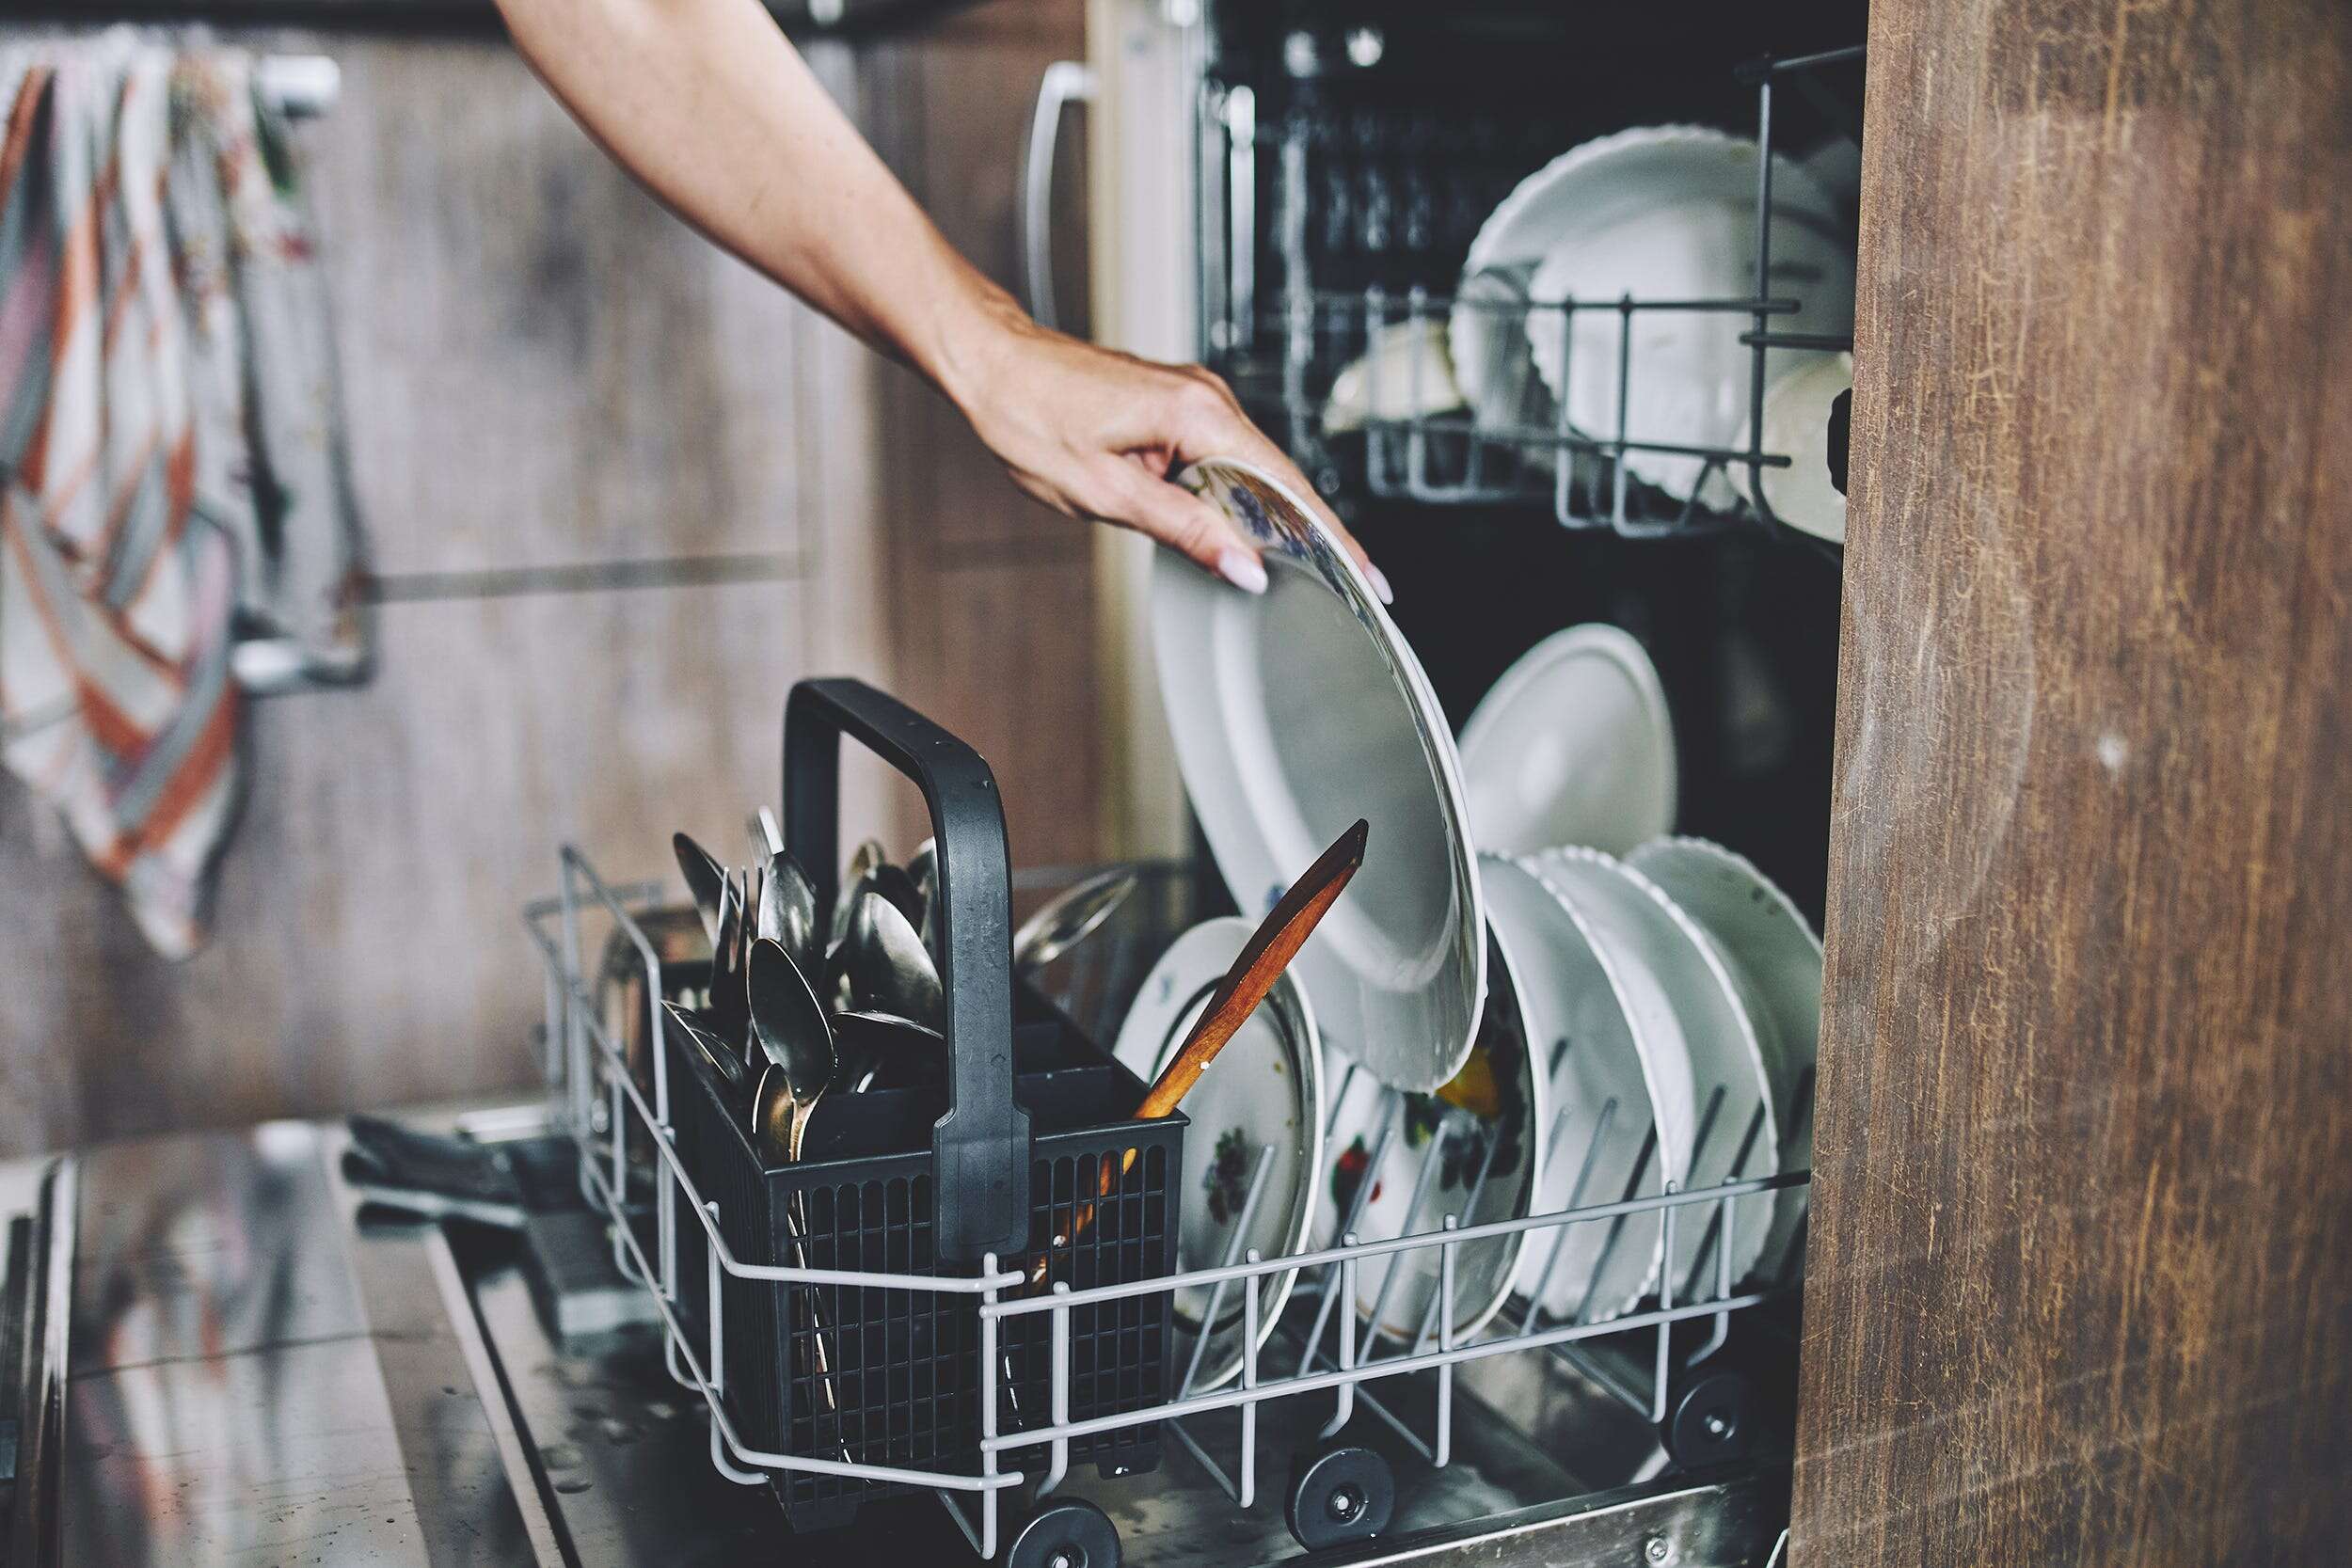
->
[0,1112,1789,1567]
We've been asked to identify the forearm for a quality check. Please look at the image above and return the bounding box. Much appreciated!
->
[491,0,1378,591]
[495,0,1011,402]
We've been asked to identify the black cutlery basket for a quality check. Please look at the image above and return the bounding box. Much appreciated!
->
[666,678,1184,1532]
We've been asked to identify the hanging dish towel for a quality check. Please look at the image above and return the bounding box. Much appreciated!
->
[0,33,368,958]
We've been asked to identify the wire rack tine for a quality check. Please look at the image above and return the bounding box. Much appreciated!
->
[1407,1114,1502,1354]
[1178,1145,1279,1399]
[1296,1087,1399,1377]
[1570,1125,1660,1325]
[1361,1104,1453,1348]
[1518,1097,1615,1335]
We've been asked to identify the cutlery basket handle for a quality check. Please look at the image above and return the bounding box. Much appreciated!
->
[783,677,1029,1263]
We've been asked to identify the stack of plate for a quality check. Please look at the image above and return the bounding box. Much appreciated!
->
[1457,626,1822,1311]
[1142,461,1820,1362]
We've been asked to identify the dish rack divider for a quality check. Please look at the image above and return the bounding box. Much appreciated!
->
[524,846,1811,1560]
[1203,47,1861,548]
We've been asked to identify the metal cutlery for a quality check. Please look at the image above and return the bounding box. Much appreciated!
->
[830,1008,946,1094]
[660,1000,746,1100]
[1012,867,1139,974]
[755,846,824,981]
[747,937,837,1164]
[833,889,946,1032]
[673,832,730,947]
[906,837,938,941]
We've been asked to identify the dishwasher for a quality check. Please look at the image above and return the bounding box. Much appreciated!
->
[0,8,1856,1565]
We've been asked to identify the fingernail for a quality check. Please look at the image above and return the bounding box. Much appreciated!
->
[1216,548,1269,595]
[1367,564,1395,605]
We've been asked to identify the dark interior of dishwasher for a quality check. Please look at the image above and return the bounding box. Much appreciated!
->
[1211,0,1867,927]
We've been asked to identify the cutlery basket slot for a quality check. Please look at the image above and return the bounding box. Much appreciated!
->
[666,992,1184,1531]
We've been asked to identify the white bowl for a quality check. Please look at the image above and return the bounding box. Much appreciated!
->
[1154,457,1486,1094]
[1483,854,1692,1323]
[1502,126,1852,507]
[1528,848,1776,1293]
[1628,837,1820,1282]
[1458,624,1677,857]
[1115,917,1323,1392]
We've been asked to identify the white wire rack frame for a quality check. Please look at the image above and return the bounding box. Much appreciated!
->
[523,846,1810,1560]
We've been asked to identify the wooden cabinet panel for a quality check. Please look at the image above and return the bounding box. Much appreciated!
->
[303,36,813,578]
[1794,3,2352,1564]
[891,552,1104,872]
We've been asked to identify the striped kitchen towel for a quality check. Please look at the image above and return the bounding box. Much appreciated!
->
[0,33,368,958]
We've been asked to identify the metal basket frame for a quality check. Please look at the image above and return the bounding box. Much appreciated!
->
[524,847,1810,1560]
[1201,47,1862,546]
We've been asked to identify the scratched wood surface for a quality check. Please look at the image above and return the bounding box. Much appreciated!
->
[0,2,1101,1157]
[1793,2,2352,1562]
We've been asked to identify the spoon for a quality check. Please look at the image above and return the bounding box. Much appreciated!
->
[845,836,887,891]
[829,858,926,953]
[831,1008,946,1093]
[673,832,729,947]
[834,889,946,1031]
[1013,868,1139,973]
[660,1000,745,1099]
[747,937,836,1162]
[755,847,825,980]
[1027,818,1369,1290]
[906,837,938,941]
[739,941,853,1446]
[710,873,748,1047]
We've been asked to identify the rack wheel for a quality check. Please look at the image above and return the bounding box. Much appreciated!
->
[1666,1370,1756,1467]
[1286,1446,1395,1551]
[1007,1498,1120,1568]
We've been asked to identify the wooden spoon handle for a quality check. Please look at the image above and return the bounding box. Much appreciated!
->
[1135,817,1367,1120]
[1026,819,1368,1291]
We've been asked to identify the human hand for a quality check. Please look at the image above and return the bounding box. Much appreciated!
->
[941,298,1390,602]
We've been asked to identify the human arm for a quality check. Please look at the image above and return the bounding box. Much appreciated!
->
[491,0,1384,596]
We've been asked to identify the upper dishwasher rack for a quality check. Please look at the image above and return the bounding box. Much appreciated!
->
[1202,48,1863,546]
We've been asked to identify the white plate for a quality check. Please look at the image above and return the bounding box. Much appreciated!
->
[1734,351,1851,543]
[1628,838,1820,1282]
[1155,457,1486,1093]
[1458,625,1677,857]
[1312,925,1544,1343]
[1114,918,1323,1392]
[1529,849,1776,1294]
[1482,854,1692,1323]
[1497,126,1852,506]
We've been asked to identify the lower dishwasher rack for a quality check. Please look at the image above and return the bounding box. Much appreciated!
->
[524,847,1809,1568]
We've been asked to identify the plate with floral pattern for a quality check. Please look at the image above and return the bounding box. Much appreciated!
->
[1311,925,1544,1344]
[1154,457,1486,1094]
[1114,917,1324,1392]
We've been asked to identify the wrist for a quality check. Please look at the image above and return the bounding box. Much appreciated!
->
[927,278,1032,422]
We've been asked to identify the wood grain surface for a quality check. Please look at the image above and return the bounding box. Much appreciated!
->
[0,3,1101,1157]
[1795,2,2352,1563]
